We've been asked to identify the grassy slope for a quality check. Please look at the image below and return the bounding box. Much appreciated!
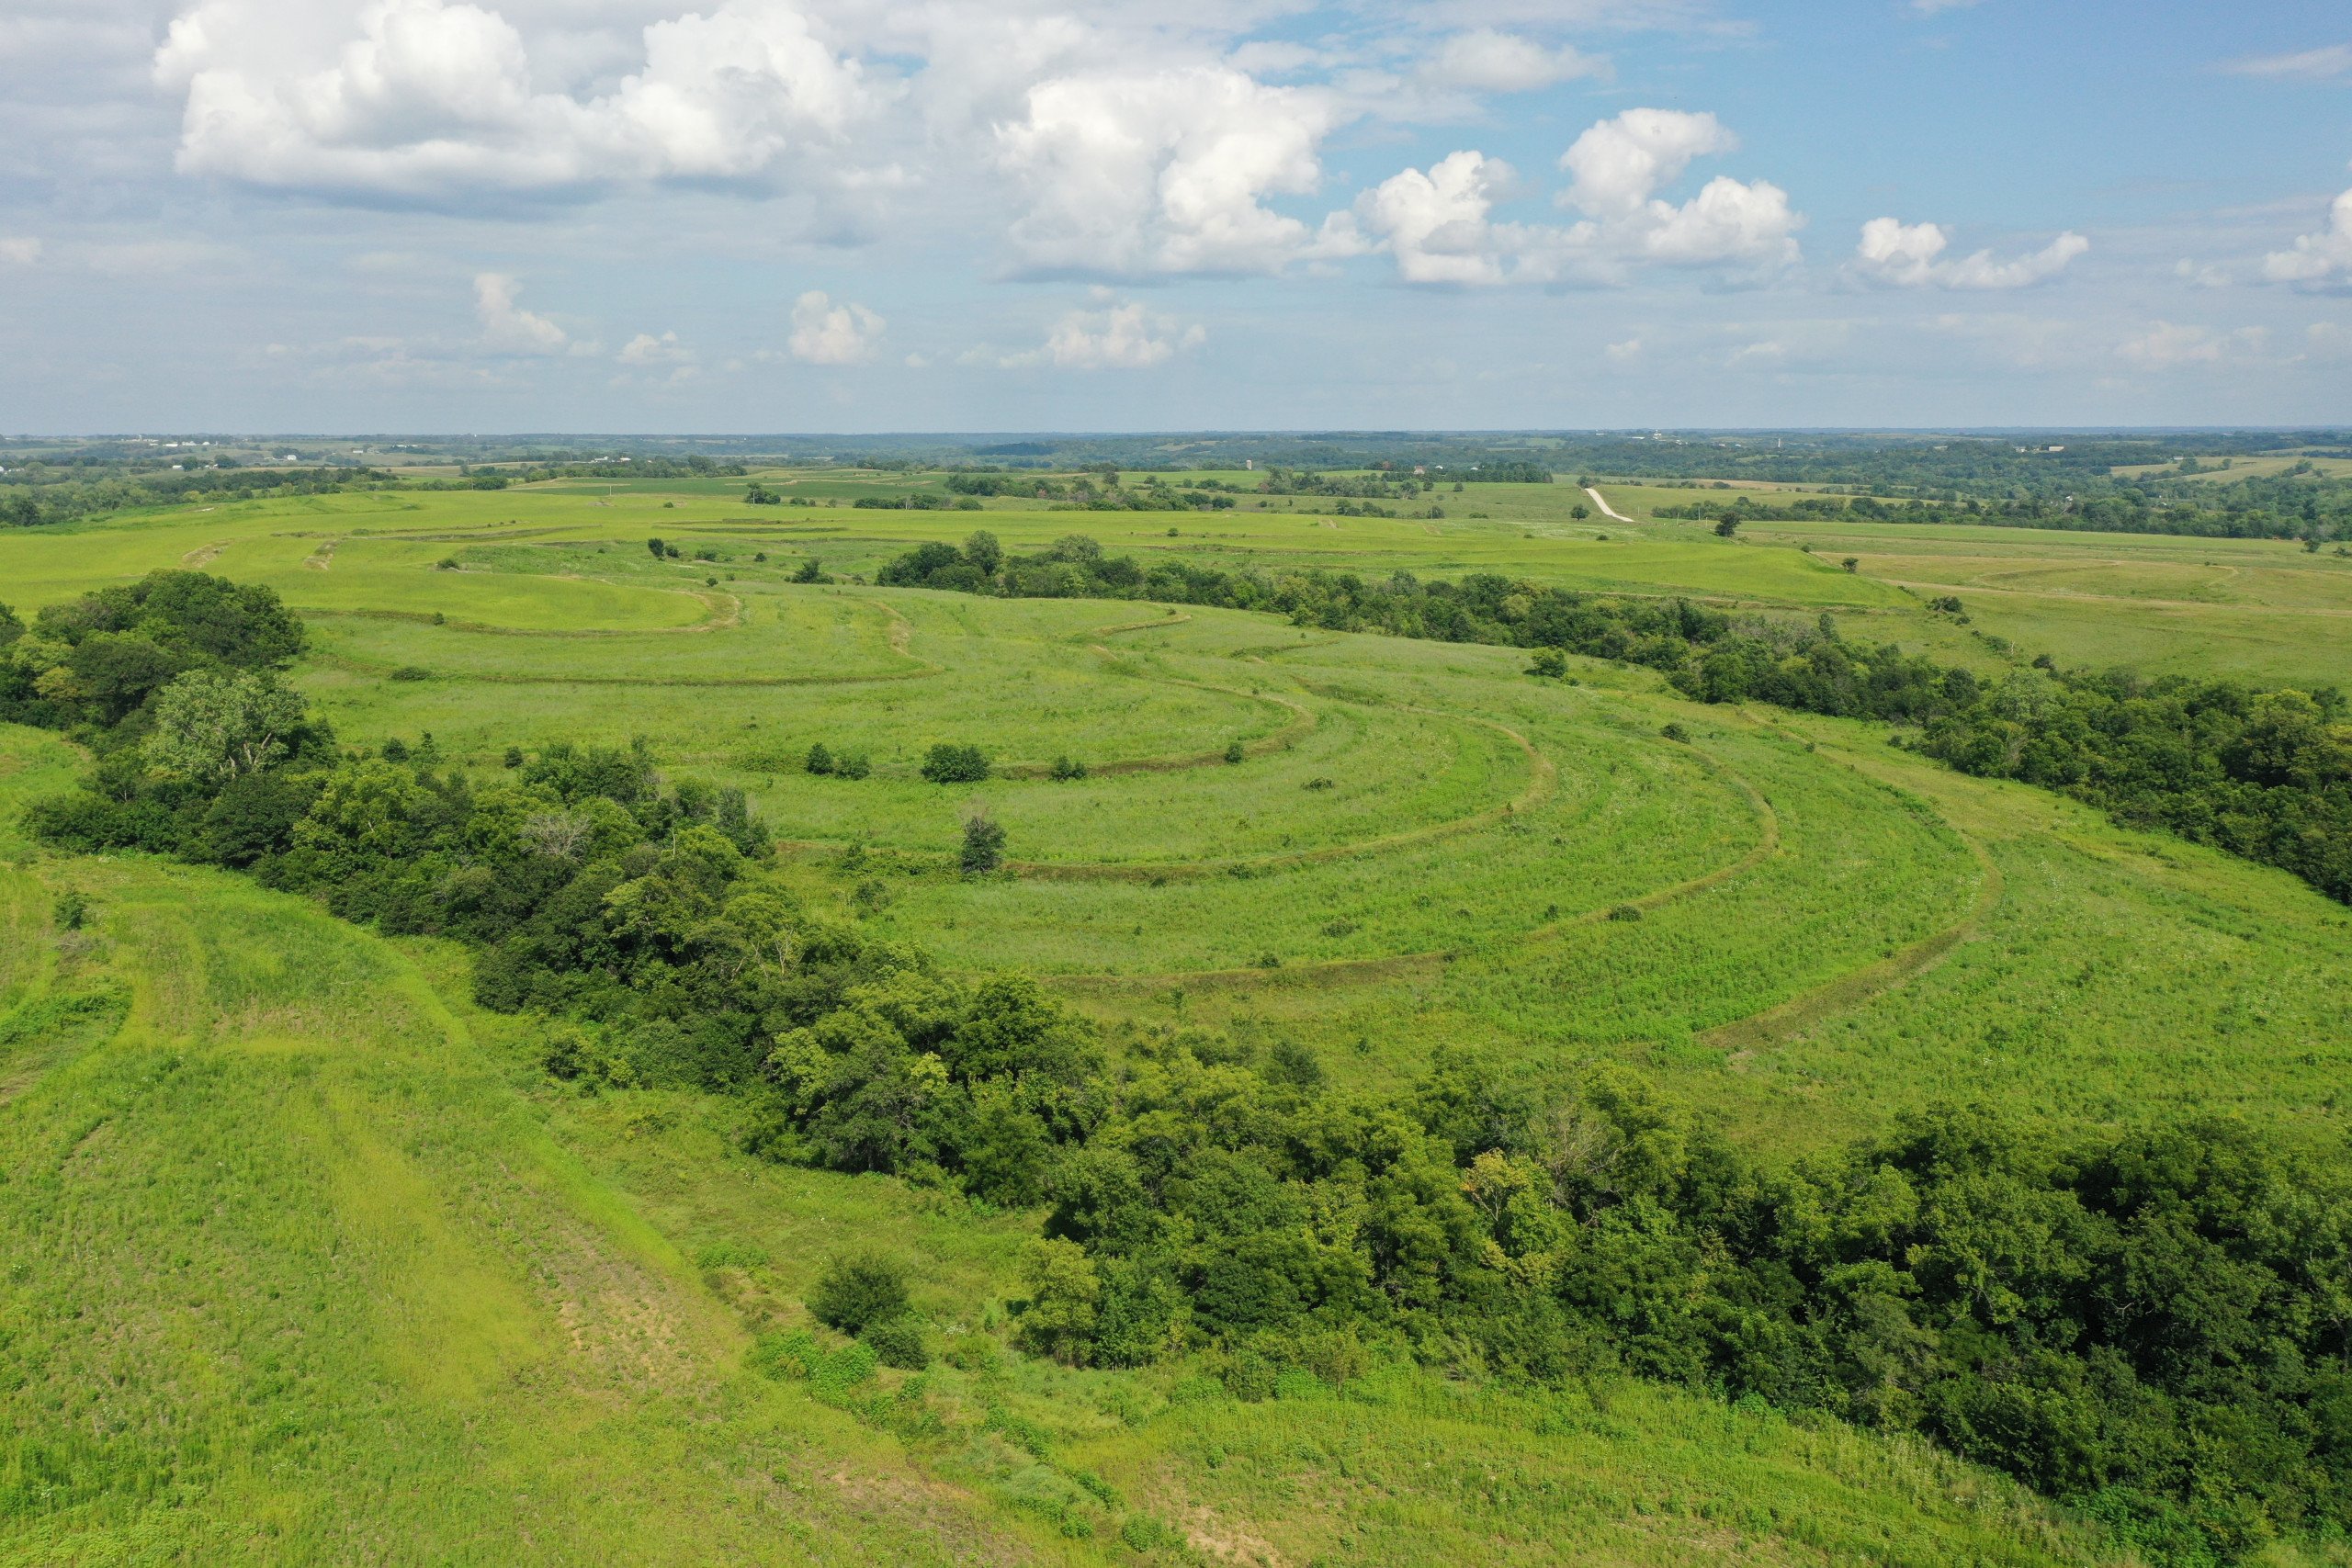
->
[6,474,2352,1562]
[0,724,2155,1566]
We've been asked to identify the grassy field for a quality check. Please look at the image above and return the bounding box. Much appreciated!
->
[6,468,2352,1563]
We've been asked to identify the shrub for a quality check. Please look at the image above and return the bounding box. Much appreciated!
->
[805,742,834,776]
[1527,647,1567,679]
[1659,722,1689,743]
[834,750,871,780]
[921,743,990,784]
[1049,754,1088,781]
[1607,904,1643,921]
[52,891,90,932]
[390,666,430,682]
[1222,740,1246,765]
[809,1252,910,1335]
[863,1316,929,1371]
[961,811,1006,875]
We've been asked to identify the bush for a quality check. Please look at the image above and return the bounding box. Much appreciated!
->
[834,750,871,780]
[1049,754,1087,781]
[390,666,430,682]
[1527,647,1567,679]
[921,743,990,784]
[863,1316,929,1371]
[961,811,1006,875]
[1222,740,1246,765]
[806,741,834,776]
[809,1252,910,1335]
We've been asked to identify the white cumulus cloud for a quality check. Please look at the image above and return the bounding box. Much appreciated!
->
[1558,108,1803,270]
[995,63,1336,276]
[618,330,692,366]
[2263,187,2352,288]
[1853,217,2088,288]
[474,272,566,355]
[1006,299,1204,369]
[154,0,871,197]
[0,237,40,265]
[788,289,884,364]
[1353,151,1520,286]
[1352,108,1803,287]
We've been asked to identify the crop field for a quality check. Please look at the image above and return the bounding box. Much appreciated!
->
[6,465,2351,1565]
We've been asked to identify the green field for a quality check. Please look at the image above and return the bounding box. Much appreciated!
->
[6,468,2351,1565]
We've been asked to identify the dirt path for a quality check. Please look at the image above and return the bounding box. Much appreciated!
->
[1702,712,2002,1056]
[1585,486,1634,524]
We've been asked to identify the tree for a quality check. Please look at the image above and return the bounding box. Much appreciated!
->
[1842,557,1860,572]
[961,810,1006,874]
[806,741,834,776]
[1527,647,1567,680]
[647,537,666,558]
[963,530,1003,574]
[142,670,308,783]
[1013,1237,1100,1363]
[792,558,824,583]
[1569,503,1590,521]
[1713,515,1740,538]
[922,743,990,784]
[809,1252,911,1334]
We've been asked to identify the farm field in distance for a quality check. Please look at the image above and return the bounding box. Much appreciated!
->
[5,443,2351,1568]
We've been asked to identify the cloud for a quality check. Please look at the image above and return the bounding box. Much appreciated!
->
[474,272,566,354]
[2263,187,2352,288]
[154,0,872,198]
[2117,321,2267,369]
[1353,151,1520,286]
[788,289,884,364]
[995,63,1336,276]
[1605,336,1642,361]
[1909,0,1981,14]
[1853,218,2088,288]
[1006,299,1204,369]
[1351,108,1802,287]
[0,237,40,265]
[1419,30,1606,94]
[2222,44,2352,81]
[617,330,691,366]
[1557,108,1803,268]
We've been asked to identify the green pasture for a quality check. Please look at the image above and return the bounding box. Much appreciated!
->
[11,468,2352,1563]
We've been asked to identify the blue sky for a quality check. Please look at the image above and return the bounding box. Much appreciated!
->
[0,0,2346,433]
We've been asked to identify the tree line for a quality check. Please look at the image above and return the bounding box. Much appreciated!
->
[8,570,2348,1564]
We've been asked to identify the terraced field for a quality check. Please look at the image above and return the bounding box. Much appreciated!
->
[6,470,2351,1565]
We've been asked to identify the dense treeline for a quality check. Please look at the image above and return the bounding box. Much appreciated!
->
[0,465,395,527]
[1658,487,2352,544]
[14,578,2350,1564]
[880,536,2352,905]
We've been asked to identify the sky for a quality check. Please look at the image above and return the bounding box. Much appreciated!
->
[0,0,2348,434]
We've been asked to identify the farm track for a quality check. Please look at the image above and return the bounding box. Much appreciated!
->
[1052,734,1774,995]
[303,539,338,571]
[1702,714,2002,1055]
[179,540,231,569]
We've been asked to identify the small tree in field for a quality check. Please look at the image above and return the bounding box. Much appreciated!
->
[1526,647,1567,680]
[1842,557,1860,573]
[1713,515,1740,538]
[960,810,1006,874]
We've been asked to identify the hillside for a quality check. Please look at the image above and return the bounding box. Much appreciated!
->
[4,467,2349,1565]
